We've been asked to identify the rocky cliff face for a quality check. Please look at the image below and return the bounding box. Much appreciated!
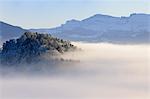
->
[0,32,76,65]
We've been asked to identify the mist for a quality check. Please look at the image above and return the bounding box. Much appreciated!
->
[0,42,149,99]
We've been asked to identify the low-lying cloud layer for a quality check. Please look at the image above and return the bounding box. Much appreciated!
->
[0,42,149,99]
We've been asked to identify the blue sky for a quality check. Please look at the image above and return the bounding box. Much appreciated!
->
[0,0,149,29]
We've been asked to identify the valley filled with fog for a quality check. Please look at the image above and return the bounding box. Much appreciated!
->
[0,42,149,99]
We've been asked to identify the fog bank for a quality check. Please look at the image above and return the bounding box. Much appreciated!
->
[0,42,149,99]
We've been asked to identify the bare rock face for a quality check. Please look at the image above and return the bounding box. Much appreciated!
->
[0,32,76,65]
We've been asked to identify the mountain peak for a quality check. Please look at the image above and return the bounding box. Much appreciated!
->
[82,14,118,22]
[0,32,77,65]
[92,14,115,18]
[65,19,80,24]
[130,13,150,17]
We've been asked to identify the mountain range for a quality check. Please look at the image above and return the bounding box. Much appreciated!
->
[0,13,150,44]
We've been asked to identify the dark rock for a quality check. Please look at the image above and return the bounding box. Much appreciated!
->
[0,32,77,65]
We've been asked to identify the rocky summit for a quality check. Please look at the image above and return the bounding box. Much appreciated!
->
[0,32,76,65]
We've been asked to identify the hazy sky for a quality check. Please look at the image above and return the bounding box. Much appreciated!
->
[0,0,149,28]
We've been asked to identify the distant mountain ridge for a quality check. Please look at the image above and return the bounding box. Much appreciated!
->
[0,21,28,42]
[1,13,150,44]
[30,13,150,43]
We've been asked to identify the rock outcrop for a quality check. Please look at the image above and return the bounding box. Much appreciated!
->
[0,32,76,65]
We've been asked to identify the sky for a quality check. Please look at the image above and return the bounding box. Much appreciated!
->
[0,0,150,29]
